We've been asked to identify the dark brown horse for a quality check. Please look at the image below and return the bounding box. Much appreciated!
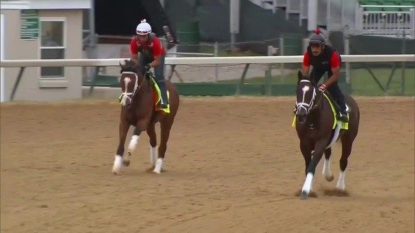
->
[112,59,180,175]
[294,70,360,200]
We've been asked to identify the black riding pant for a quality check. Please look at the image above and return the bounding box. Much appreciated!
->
[138,54,169,105]
[311,63,346,112]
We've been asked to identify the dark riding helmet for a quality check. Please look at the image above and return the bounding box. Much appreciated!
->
[309,28,326,45]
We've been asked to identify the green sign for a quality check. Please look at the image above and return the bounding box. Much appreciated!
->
[20,10,39,40]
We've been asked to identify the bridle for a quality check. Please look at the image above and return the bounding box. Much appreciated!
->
[119,71,144,106]
[296,79,322,114]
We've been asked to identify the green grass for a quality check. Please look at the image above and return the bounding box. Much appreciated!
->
[216,68,415,96]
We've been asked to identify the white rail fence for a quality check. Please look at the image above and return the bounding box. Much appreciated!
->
[1,54,414,100]
[1,55,413,67]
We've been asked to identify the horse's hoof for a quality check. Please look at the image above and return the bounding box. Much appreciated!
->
[325,175,334,182]
[122,160,130,167]
[112,169,121,175]
[152,158,163,174]
[300,191,309,200]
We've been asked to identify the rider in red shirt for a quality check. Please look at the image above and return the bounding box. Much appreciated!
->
[130,19,168,110]
[301,28,347,122]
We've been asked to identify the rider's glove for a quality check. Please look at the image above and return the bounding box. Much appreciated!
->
[318,84,327,92]
[143,64,151,73]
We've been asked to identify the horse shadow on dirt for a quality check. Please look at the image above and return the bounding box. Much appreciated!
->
[293,186,351,198]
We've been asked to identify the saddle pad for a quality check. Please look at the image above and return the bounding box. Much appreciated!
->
[291,93,348,130]
[150,76,170,114]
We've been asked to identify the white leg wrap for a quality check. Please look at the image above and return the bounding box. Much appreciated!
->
[150,147,157,166]
[112,155,123,174]
[302,173,314,194]
[336,171,346,190]
[128,135,140,151]
[322,158,333,180]
[153,158,163,174]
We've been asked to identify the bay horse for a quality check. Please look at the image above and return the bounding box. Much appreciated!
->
[293,70,360,200]
[112,59,180,175]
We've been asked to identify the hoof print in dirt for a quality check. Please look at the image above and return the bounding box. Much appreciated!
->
[295,190,318,198]
[322,188,350,197]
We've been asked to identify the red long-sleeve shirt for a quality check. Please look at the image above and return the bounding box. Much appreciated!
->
[302,51,340,68]
[130,36,165,56]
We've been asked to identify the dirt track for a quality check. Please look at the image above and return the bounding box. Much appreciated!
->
[1,97,414,233]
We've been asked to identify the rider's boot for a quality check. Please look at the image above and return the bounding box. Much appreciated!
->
[337,101,348,122]
[157,79,169,110]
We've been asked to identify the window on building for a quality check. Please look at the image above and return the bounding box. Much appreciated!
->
[40,18,65,78]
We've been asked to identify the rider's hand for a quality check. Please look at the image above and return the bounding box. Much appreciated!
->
[143,64,151,73]
[318,84,327,92]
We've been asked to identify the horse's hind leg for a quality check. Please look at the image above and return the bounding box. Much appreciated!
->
[153,117,173,174]
[337,135,354,190]
[322,148,334,182]
[146,123,158,167]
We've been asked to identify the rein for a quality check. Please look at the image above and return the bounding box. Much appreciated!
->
[119,71,144,106]
[296,79,323,114]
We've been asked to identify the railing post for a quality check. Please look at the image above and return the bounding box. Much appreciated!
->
[385,64,397,94]
[214,42,219,83]
[88,66,100,97]
[10,67,26,101]
[266,45,275,96]
[272,0,277,14]
[279,37,285,82]
[235,63,250,96]
[401,30,406,95]
[344,32,351,85]
[88,0,98,97]
[326,0,331,31]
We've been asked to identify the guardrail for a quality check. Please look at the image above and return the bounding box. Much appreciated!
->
[1,54,414,100]
[1,55,413,67]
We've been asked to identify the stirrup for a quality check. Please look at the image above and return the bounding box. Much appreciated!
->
[337,112,348,121]
[158,100,168,108]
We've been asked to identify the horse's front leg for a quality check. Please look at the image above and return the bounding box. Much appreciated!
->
[123,114,151,164]
[300,140,313,177]
[297,140,313,196]
[300,139,328,200]
[112,122,130,174]
[124,126,143,167]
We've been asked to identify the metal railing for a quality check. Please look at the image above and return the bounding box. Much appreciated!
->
[354,5,415,38]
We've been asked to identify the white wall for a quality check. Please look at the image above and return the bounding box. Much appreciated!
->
[1,14,5,102]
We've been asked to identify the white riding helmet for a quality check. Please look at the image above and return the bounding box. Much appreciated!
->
[136,19,152,35]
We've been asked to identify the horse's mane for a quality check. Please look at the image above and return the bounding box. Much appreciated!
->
[119,59,141,74]
[297,70,316,86]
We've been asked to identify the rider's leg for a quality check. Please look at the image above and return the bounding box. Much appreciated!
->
[327,83,348,121]
[154,55,169,108]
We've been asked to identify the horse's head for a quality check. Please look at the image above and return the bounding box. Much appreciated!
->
[118,59,145,108]
[295,70,318,124]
